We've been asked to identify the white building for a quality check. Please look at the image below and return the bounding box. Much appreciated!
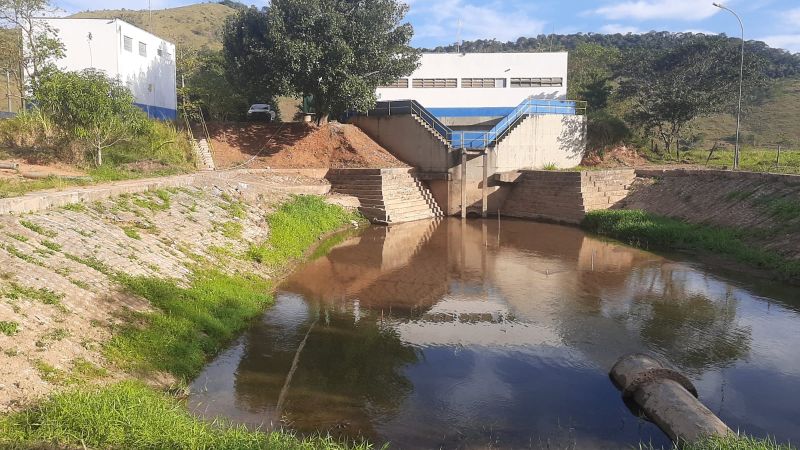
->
[375,52,569,118]
[34,18,177,120]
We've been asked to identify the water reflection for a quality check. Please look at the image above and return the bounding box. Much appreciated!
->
[190,219,800,449]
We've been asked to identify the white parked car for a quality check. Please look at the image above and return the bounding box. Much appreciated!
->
[246,104,277,122]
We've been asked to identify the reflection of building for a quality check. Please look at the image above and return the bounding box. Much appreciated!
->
[35,18,177,120]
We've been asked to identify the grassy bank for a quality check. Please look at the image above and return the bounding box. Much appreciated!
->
[582,209,800,282]
[647,146,800,174]
[0,195,365,449]
[641,434,796,450]
[0,382,370,449]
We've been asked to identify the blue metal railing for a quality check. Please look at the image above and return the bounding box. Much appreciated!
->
[364,98,586,150]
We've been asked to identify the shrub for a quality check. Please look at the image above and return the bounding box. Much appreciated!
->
[34,69,149,166]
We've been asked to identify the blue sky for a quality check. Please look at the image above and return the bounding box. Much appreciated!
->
[55,0,800,53]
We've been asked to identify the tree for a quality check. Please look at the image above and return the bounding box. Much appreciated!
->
[618,36,767,158]
[223,0,420,124]
[568,43,620,110]
[220,6,279,111]
[178,47,251,121]
[34,69,146,166]
[0,0,64,103]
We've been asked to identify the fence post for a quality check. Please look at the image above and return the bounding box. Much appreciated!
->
[776,145,781,166]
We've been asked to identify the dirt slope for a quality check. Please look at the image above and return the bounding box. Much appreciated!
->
[208,122,407,169]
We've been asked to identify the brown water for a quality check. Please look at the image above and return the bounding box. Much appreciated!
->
[189,218,800,449]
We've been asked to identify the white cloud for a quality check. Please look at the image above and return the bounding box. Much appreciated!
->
[760,34,800,53]
[407,0,545,44]
[786,8,800,25]
[600,24,642,34]
[592,0,719,21]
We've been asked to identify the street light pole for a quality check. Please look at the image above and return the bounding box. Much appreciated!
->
[713,2,744,170]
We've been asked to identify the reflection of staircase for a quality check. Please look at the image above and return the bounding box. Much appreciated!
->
[192,138,215,171]
[328,168,443,224]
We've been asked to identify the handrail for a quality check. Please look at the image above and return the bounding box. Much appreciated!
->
[366,98,586,150]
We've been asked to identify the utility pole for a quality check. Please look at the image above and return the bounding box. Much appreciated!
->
[6,70,11,112]
[713,2,745,170]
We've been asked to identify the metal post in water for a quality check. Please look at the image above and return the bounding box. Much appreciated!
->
[461,149,467,219]
[482,151,489,218]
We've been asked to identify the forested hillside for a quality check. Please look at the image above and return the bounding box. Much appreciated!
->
[431,33,800,149]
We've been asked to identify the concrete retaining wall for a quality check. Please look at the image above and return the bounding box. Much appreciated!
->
[351,115,453,172]
[494,115,586,171]
[501,169,635,224]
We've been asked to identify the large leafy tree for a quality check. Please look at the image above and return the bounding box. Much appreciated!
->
[178,48,251,121]
[618,36,767,157]
[223,0,419,124]
[34,69,146,166]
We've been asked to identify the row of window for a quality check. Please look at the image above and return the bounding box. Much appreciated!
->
[123,35,165,58]
[379,77,563,89]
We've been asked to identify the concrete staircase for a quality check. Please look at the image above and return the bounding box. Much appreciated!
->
[411,114,451,148]
[192,139,215,171]
[501,169,636,224]
[327,168,443,224]
[581,170,636,212]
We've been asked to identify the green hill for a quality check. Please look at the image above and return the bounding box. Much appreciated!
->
[692,78,800,149]
[70,3,238,51]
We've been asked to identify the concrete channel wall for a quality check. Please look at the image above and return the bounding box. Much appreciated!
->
[0,169,332,216]
[352,113,588,218]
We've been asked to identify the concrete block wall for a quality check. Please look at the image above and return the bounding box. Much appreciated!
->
[501,169,635,224]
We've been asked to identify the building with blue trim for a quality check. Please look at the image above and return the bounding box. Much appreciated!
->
[35,18,177,121]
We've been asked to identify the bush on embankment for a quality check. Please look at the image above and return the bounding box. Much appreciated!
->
[0,69,195,198]
[582,209,800,282]
[640,434,796,450]
[0,381,371,449]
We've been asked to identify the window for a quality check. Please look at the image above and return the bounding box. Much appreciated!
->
[510,77,564,87]
[462,78,507,88]
[379,78,409,88]
[412,78,457,88]
[123,36,132,52]
[138,42,147,57]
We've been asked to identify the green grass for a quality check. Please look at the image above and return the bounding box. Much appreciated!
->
[2,282,64,305]
[640,434,795,449]
[133,190,172,212]
[0,381,371,450]
[218,221,244,240]
[246,195,360,266]
[0,321,19,336]
[582,209,800,282]
[64,253,111,275]
[219,193,247,219]
[62,202,86,212]
[653,147,800,174]
[2,244,43,266]
[0,167,187,200]
[40,240,62,252]
[19,220,57,238]
[6,233,28,242]
[122,226,142,240]
[106,270,273,379]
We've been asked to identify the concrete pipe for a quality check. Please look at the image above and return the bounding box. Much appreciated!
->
[610,354,731,445]
[0,162,19,170]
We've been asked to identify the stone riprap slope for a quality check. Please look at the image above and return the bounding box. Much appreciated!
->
[622,170,800,262]
[0,173,339,412]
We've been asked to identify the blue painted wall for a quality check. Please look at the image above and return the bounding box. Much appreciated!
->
[134,103,178,121]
